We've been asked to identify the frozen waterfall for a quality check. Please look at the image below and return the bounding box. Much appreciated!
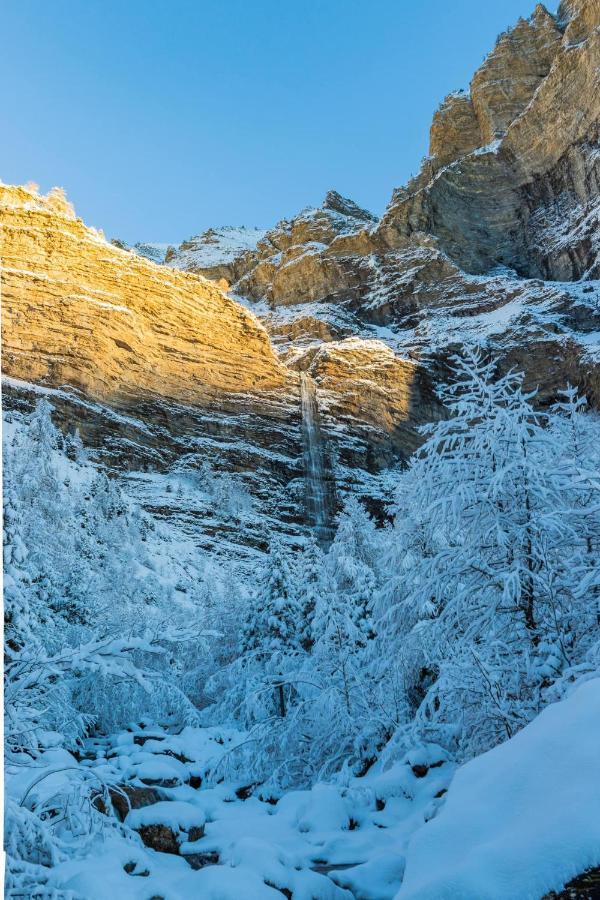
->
[300,372,332,545]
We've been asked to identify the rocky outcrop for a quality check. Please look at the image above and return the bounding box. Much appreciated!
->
[299,339,442,464]
[234,190,378,305]
[428,5,562,172]
[429,92,481,172]
[181,4,596,321]
[470,4,562,145]
[378,0,600,279]
[160,0,599,423]
[1,184,290,407]
[165,226,266,287]
[523,124,600,280]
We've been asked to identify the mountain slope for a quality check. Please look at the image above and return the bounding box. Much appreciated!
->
[192,0,599,412]
[2,0,599,552]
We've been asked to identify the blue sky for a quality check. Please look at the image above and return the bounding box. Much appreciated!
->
[1,1,552,243]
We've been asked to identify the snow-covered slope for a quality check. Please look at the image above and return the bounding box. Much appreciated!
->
[167,225,267,274]
[398,678,600,900]
[132,242,174,264]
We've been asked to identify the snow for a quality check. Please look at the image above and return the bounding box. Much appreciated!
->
[397,677,600,900]
[473,139,502,156]
[133,755,191,785]
[278,784,351,833]
[11,717,453,900]
[6,355,600,899]
[126,800,206,833]
[132,242,173,264]
[167,226,267,271]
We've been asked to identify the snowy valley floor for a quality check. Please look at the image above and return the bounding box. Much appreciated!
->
[7,677,600,900]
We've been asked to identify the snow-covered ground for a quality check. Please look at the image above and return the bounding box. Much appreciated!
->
[7,722,454,900]
[8,678,600,899]
[398,677,600,900]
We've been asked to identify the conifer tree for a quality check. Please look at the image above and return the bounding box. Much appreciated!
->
[294,536,325,652]
[326,495,378,644]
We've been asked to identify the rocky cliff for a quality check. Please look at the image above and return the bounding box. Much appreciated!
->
[175,0,599,408]
[0,184,426,555]
[379,0,600,280]
[1,184,289,406]
[2,0,599,551]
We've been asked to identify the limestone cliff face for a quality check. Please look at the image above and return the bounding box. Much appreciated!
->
[1,184,290,408]
[230,191,378,305]
[169,0,599,422]
[1,184,431,549]
[299,339,441,463]
[471,5,562,145]
[379,0,600,280]
[190,2,597,321]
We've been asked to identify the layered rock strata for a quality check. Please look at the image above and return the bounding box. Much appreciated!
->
[0,184,290,407]
[2,0,599,549]
[1,185,433,549]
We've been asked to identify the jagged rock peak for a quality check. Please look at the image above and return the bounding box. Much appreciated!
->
[379,0,600,280]
[429,3,562,169]
[557,0,600,37]
[469,2,562,145]
[322,190,378,223]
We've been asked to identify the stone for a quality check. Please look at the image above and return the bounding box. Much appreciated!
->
[109,785,164,822]
[137,824,180,855]
[429,91,482,170]
[0,184,291,408]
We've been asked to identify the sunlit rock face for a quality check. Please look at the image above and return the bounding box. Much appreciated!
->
[1,184,432,552]
[471,4,562,144]
[1,184,290,407]
[173,0,599,417]
[193,1,598,311]
[298,339,441,465]
[232,191,379,306]
[428,92,482,172]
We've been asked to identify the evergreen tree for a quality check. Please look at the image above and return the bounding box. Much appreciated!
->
[326,495,378,644]
[240,537,302,659]
[294,536,325,652]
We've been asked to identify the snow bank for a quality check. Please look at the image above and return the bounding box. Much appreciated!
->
[126,800,206,833]
[397,678,600,899]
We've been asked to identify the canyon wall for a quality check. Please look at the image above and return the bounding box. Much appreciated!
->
[2,0,599,551]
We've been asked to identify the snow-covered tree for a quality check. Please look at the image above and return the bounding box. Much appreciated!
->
[377,350,600,761]
[3,401,210,746]
[294,536,326,651]
[240,536,302,661]
[326,495,379,645]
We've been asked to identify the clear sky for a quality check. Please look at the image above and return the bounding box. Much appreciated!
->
[1,0,553,244]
